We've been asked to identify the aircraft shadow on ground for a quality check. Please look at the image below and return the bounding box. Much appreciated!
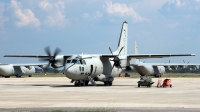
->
[32,84,135,88]
[0,83,136,88]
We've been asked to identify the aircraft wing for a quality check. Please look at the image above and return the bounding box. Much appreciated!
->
[127,54,195,59]
[4,54,196,60]
[4,55,71,59]
[101,54,195,59]
[11,63,48,67]
[135,63,200,66]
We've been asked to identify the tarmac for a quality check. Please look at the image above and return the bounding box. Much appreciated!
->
[0,77,200,111]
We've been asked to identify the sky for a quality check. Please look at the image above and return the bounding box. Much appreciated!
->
[0,0,200,64]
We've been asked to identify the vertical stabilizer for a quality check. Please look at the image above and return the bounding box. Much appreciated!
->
[132,41,140,64]
[113,21,128,56]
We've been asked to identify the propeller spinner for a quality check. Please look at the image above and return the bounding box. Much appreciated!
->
[39,46,62,68]
[109,47,124,70]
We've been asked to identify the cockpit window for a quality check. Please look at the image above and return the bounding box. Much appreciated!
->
[71,59,77,64]
[76,60,81,64]
[67,60,71,63]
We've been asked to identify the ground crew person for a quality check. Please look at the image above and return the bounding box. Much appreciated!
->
[157,75,162,88]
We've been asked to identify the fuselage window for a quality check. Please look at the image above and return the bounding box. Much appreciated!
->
[82,67,84,71]
[67,60,71,63]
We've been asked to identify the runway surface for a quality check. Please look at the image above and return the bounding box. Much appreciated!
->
[0,77,200,111]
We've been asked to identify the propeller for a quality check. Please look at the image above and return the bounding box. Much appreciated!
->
[39,46,62,68]
[109,47,124,71]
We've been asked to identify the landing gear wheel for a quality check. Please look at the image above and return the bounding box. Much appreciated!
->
[170,84,172,88]
[104,82,109,86]
[74,81,81,87]
[5,76,10,78]
[138,84,140,88]
[108,81,112,86]
[81,82,85,86]
[85,81,89,86]
[148,83,152,88]
[28,75,32,77]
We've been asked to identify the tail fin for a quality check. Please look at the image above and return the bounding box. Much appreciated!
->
[132,41,140,64]
[113,21,128,56]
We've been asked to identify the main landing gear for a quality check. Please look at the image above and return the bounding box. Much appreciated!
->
[104,81,113,86]
[74,80,89,87]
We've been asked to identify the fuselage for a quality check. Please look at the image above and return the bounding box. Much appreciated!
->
[0,64,35,77]
[64,55,122,82]
[133,62,165,77]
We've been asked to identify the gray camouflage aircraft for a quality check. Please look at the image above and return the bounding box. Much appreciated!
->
[130,42,200,77]
[4,21,195,86]
[0,63,46,78]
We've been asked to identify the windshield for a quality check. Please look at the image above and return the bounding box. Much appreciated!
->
[66,59,81,64]
[67,60,71,63]
[71,59,77,64]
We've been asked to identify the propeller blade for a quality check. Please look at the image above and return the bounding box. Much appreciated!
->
[45,46,51,56]
[118,47,124,56]
[119,65,123,70]
[109,47,113,56]
[53,47,61,57]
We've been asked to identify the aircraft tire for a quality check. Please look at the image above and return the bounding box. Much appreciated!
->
[5,76,10,78]
[74,81,80,86]
[85,81,89,86]
[81,81,85,86]
[108,81,112,86]
[104,82,109,86]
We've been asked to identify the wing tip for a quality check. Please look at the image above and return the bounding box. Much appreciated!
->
[191,54,196,56]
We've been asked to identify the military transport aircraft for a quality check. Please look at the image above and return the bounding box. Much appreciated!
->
[130,42,200,77]
[4,21,195,86]
[0,63,46,78]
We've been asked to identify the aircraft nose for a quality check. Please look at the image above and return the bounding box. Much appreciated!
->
[65,67,74,75]
[65,64,76,75]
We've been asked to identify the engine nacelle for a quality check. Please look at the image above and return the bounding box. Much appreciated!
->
[52,55,65,68]
[164,66,172,71]
[179,65,186,69]
[188,65,197,71]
